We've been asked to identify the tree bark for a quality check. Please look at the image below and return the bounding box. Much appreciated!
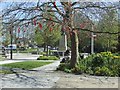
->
[70,30,79,68]
[43,44,46,52]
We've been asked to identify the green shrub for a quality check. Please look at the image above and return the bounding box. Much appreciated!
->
[94,66,112,76]
[37,56,59,60]
[57,63,71,73]
[71,65,85,74]
[64,68,71,73]
[40,52,46,56]
[100,52,113,57]
[58,52,120,77]
[85,67,93,75]
[81,52,120,76]
[92,54,104,68]
[57,63,67,71]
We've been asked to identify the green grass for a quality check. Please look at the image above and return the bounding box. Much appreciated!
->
[37,56,59,60]
[0,55,4,61]
[18,48,39,53]
[0,70,13,74]
[1,61,52,70]
[18,49,32,53]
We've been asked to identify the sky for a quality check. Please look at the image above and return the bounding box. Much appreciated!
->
[0,0,119,10]
[0,2,7,12]
[0,0,119,43]
[0,0,119,2]
[0,0,119,13]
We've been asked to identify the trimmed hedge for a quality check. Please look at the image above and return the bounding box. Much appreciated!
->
[37,56,59,60]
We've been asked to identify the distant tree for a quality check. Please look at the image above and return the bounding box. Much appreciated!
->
[34,23,61,56]
[97,9,118,52]
[2,32,10,47]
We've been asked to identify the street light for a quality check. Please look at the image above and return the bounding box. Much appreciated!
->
[9,25,13,59]
[91,26,96,54]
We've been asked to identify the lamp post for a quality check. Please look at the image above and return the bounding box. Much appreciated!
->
[91,26,96,54]
[10,25,13,59]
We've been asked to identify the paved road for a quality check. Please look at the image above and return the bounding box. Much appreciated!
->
[0,53,40,64]
[6,53,40,60]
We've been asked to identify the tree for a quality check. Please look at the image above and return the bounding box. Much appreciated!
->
[118,5,120,53]
[97,9,118,52]
[2,2,119,68]
[34,23,61,56]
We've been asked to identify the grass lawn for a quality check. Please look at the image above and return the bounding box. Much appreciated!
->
[0,61,52,74]
[37,56,59,60]
[0,55,4,61]
[0,70,13,74]
[13,48,40,53]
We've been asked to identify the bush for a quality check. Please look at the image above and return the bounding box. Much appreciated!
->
[57,52,120,77]
[71,65,85,74]
[31,51,38,54]
[81,52,120,76]
[37,56,59,60]
[57,63,71,73]
[94,66,112,76]
[92,54,104,68]
[40,52,46,56]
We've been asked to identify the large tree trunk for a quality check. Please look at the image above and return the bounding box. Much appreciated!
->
[70,30,79,68]
[61,2,79,68]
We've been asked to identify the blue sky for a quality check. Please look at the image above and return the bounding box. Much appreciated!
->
[0,2,7,12]
[0,0,119,11]
[0,0,119,41]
